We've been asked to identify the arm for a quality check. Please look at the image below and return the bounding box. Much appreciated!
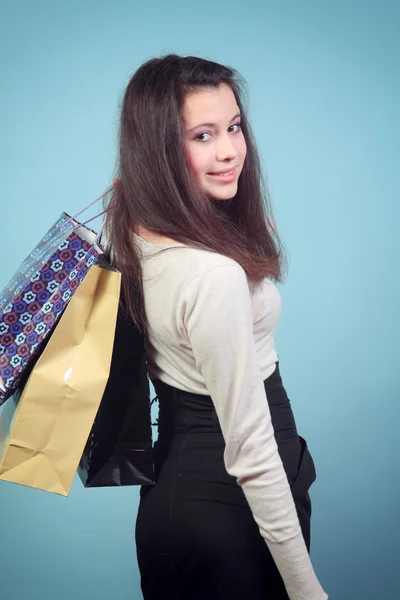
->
[183,263,328,600]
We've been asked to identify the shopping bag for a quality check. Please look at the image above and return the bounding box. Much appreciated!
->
[0,187,113,405]
[78,292,155,488]
[0,257,121,496]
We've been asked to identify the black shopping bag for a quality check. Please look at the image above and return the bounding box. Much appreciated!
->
[78,292,155,488]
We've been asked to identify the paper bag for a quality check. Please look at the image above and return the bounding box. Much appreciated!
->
[0,259,121,496]
[78,292,154,488]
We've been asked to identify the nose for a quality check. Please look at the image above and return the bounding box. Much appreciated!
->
[215,132,238,162]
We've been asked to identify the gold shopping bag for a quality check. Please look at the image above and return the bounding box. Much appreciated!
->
[0,259,121,496]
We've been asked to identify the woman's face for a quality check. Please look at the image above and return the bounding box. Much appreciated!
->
[182,83,247,201]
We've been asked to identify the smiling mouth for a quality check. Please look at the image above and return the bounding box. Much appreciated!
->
[208,167,237,177]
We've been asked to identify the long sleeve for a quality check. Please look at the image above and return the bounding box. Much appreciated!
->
[183,263,328,600]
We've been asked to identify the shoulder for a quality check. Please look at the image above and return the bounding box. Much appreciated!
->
[139,241,251,306]
[176,247,247,289]
[178,249,252,323]
[180,250,255,338]
[143,242,244,282]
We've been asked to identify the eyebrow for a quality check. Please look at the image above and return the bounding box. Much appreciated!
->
[186,112,241,133]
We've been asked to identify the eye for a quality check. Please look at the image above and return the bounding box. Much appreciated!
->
[195,132,211,142]
[229,123,242,133]
[194,122,242,142]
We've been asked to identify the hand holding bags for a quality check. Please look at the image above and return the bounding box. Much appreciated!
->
[0,256,121,495]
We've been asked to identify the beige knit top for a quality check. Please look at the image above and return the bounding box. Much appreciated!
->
[134,233,328,600]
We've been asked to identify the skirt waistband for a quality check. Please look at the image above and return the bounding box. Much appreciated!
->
[152,362,298,442]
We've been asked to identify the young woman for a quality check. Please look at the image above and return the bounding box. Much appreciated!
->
[106,54,328,600]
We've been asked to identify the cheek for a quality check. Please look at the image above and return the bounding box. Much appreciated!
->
[186,145,209,176]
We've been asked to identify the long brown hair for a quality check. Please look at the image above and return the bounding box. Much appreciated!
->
[105,54,288,332]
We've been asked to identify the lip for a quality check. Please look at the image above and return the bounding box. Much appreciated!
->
[207,166,238,184]
[208,166,238,175]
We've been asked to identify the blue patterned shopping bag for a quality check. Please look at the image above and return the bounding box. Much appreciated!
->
[0,186,113,405]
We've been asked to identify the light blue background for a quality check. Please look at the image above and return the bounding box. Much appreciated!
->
[0,1,399,598]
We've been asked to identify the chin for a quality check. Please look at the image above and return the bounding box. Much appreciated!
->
[207,185,238,202]
[212,196,234,202]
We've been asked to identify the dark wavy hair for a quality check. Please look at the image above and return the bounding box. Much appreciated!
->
[105,54,288,332]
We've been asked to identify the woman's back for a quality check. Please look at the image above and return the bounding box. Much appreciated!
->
[134,232,282,392]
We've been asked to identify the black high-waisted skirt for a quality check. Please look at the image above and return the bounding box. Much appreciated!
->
[135,362,316,599]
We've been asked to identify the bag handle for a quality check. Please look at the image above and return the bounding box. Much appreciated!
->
[60,184,114,231]
[59,183,115,253]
